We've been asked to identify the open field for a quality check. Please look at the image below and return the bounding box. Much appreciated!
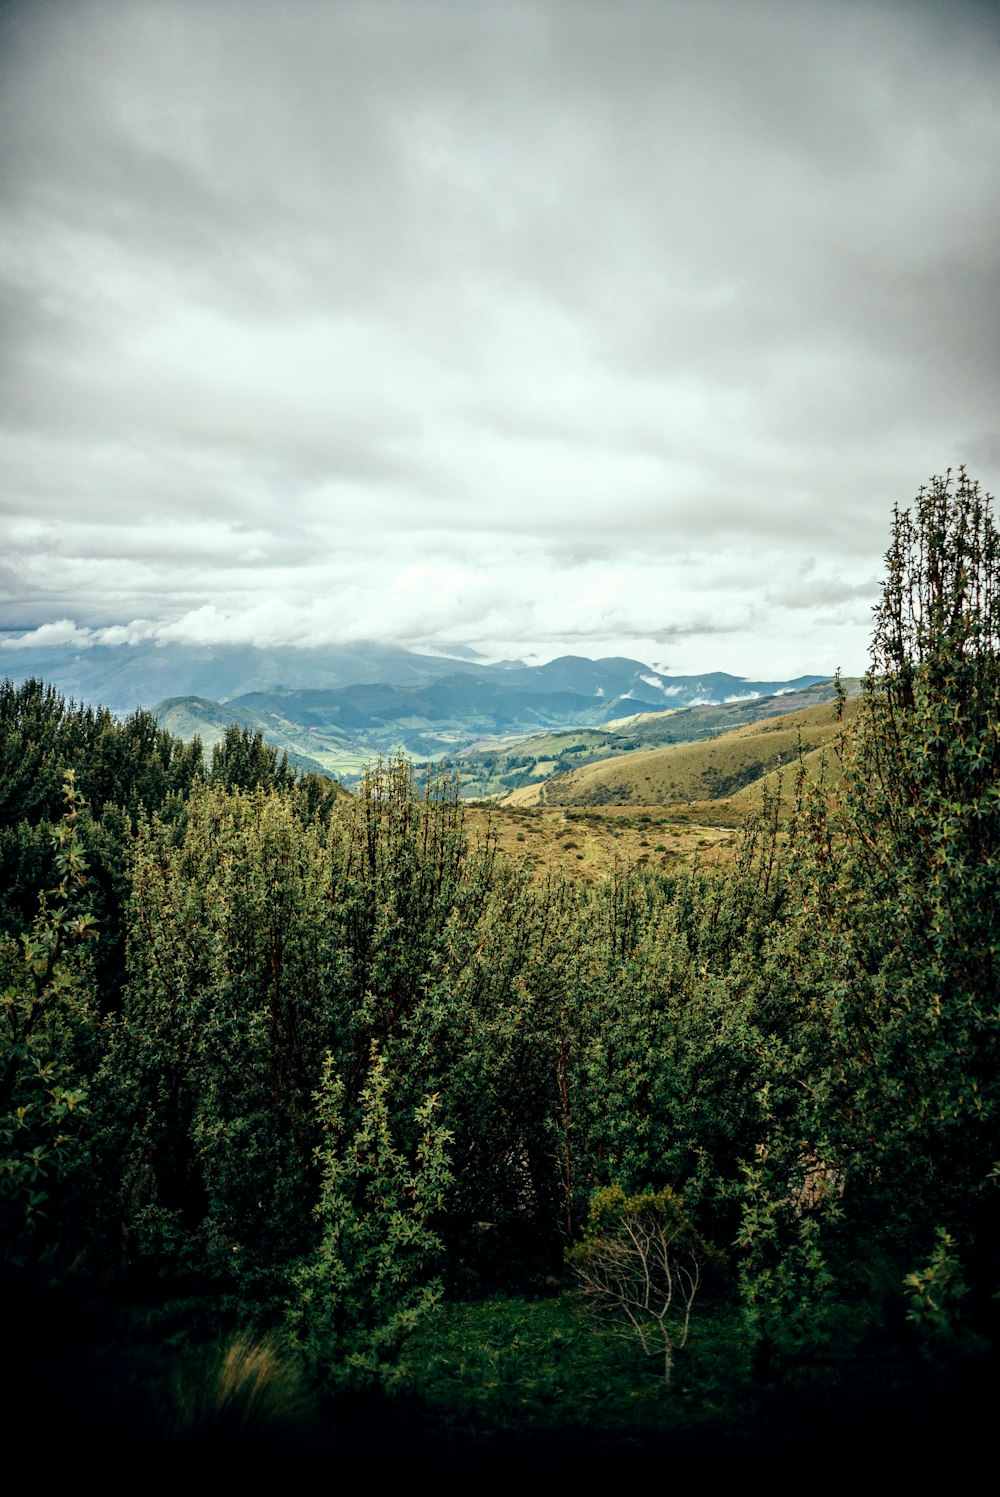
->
[458,697,861,880]
[464,803,739,880]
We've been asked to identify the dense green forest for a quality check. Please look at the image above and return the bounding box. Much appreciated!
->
[2,471,997,1470]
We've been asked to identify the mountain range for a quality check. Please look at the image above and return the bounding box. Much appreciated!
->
[0,635,827,786]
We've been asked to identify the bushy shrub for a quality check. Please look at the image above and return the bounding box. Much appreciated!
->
[287,1046,453,1388]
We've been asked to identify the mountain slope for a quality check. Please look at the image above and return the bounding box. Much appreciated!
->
[504,697,859,811]
[0,639,493,714]
[153,695,330,776]
[449,678,858,798]
[141,655,828,780]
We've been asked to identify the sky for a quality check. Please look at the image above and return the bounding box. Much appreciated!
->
[1,0,998,679]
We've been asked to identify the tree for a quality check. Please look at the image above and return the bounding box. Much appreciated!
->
[0,773,97,1273]
[287,1046,453,1388]
[102,781,340,1283]
[569,1184,712,1386]
[211,725,295,793]
[846,473,998,1178]
[860,466,999,855]
[772,468,1000,1343]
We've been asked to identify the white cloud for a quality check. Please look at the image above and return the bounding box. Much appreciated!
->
[0,0,996,679]
[0,619,96,651]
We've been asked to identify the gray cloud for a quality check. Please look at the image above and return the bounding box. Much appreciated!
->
[1,0,997,677]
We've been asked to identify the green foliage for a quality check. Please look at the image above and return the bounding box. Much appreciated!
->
[100,781,341,1282]
[0,680,203,1016]
[732,1142,845,1378]
[308,755,579,1277]
[730,468,1000,1359]
[0,678,108,831]
[904,1229,984,1360]
[571,796,793,1234]
[404,861,584,1271]
[0,772,97,1270]
[100,758,576,1293]
[0,679,202,835]
[328,754,473,1055]
[210,724,295,793]
[400,1293,731,1444]
[288,1046,453,1388]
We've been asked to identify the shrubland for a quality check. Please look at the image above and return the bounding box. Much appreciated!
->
[1,470,997,1466]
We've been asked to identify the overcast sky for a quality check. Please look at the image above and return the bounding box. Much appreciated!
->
[1,0,997,678]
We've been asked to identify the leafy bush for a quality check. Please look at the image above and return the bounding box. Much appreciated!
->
[904,1228,986,1362]
[288,1046,453,1388]
[734,467,1000,1356]
[0,773,97,1273]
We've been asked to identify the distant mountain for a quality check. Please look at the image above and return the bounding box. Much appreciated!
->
[0,632,828,781]
[223,662,826,733]
[151,665,827,783]
[0,637,492,715]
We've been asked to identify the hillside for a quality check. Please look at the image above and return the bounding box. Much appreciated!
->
[464,803,737,882]
[153,695,331,777]
[449,678,858,800]
[505,697,859,812]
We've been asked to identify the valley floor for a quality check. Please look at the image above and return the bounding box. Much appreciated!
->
[465,804,739,882]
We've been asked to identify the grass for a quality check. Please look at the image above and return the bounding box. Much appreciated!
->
[464,805,737,882]
[164,1330,309,1444]
[25,1290,747,1469]
[9,1276,988,1474]
[388,1287,998,1473]
[534,699,858,809]
[396,1290,756,1457]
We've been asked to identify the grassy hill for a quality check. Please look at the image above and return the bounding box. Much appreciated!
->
[445,681,856,801]
[451,694,863,887]
[504,697,859,814]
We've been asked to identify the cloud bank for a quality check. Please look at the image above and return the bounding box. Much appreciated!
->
[1,0,997,676]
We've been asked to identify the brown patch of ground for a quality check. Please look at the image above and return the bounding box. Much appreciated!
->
[464,804,739,882]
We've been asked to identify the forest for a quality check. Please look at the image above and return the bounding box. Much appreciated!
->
[1,470,997,1471]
